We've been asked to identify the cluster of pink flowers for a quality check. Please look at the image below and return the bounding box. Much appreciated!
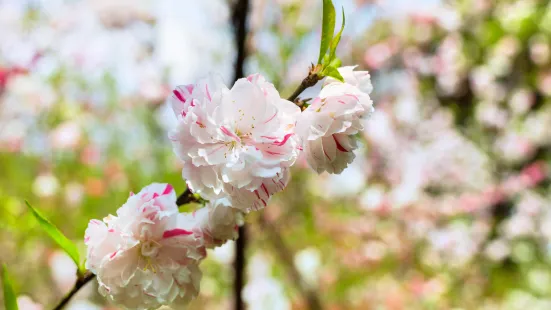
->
[85,66,374,309]
[84,183,241,309]
[168,68,373,211]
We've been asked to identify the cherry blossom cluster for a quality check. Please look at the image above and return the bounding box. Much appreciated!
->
[84,183,241,309]
[84,66,373,309]
[169,67,373,211]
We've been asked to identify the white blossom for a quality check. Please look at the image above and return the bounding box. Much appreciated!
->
[169,74,300,211]
[324,65,373,94]
[296,67,373,174]
[84,183,205,310]
[192,199,241,249]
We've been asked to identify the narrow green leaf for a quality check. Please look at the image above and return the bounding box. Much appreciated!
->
[317,0,336,64]
[25,201,81,269]
[2,265,19,310]
[329,56,342,68]
[323,54,342,68]
[322,66,345,82]
[328,9,346,64]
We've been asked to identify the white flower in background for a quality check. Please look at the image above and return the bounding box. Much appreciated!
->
[243,277,290,310]
[484,239,511,262]
[48,251,77,293]
[66,300,102,310]
[210,240,236,265]
[17,295,43,310]
[84,183,205,310]
[169,74,300,211]
[192,199,241,249]
[33,174,60,198]
[296,67,373,174]
[294,247,321,288]
[244,254,291,310]
[50,121,82,150]
[64,182,85,207]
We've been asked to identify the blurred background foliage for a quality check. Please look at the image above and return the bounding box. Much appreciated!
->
[1,0,551,309]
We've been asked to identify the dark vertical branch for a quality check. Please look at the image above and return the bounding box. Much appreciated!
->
[234,225,247,310]
[231,1,250,310]
[232,0,249,83]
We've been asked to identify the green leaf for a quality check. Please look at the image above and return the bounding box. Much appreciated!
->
[322,66,344,82]
[323,54,342,69]
[2,265,19,310]
[317,0,336,64]
[329,56,342,68]
[328,9,346,64]
[25,201,81,270]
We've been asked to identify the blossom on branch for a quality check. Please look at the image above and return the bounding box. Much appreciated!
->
[296,66,374,174]
[169,74,300,211]
[324,66,373,94]
[84,183,205,310]
[192,198,241,249]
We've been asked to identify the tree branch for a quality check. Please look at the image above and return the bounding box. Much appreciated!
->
[176,186,203,206]
[232,0,249,83]
[231,0,250,309]
[53,271,95,310]
[287,70,322,102]
[233,224,247,310]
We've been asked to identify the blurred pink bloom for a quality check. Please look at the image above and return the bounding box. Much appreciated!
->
[64,182,85,207]
[495,132,535,163]
[17,295,43,310]
[529,35,550,65]
[508,88,534,115]
[520,161,547,186]
[33,174,60,198]
[244,254,291,310]
[50,121,81,150]
[48,251,77,293]
[80,146,101,166]
[364,39,399,69]
[538,72,551,96]
[485,239,511,262]
[85,178,106,198]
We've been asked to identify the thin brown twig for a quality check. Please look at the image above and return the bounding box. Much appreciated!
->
[287,70,322,102]
[258,215,324,310]
[53,271,95,310]
[176,187,203,206]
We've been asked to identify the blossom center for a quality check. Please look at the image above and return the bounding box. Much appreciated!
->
[140,240,161,257]
[223,128,253,155]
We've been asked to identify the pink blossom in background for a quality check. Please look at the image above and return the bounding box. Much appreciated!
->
[17,295,43,310]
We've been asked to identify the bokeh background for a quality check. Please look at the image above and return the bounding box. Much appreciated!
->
[1,0,551,309]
